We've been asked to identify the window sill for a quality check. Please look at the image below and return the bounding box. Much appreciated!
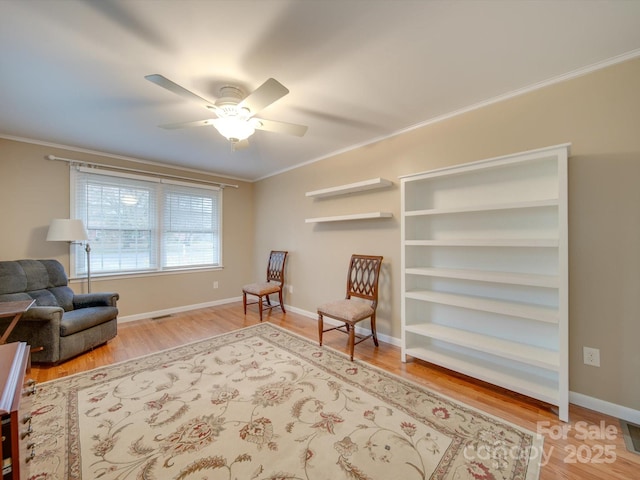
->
[69,265,224,284]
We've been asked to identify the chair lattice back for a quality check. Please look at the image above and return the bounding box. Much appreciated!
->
[267,251,288,284]
[346,254,383,304]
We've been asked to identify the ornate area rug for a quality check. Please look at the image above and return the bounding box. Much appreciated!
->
[27,323,542,480]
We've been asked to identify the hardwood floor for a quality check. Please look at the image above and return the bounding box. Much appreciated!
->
[30,303,639,480]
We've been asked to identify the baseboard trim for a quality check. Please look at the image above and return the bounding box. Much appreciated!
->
[119,300,640,424]
[118,296,243,323]
[569,391,640,425]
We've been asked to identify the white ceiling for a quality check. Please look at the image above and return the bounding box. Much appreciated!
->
[1,0,640,181]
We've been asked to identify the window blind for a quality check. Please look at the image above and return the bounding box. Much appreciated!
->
[163,182,220,268]
[72,167,221,277]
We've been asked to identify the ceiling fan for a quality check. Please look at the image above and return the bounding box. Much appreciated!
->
[145,74,308,149]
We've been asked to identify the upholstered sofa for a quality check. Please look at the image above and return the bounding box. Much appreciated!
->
[0,259,118,363]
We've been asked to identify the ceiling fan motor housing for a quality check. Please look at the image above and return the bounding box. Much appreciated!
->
[213,85,248,118]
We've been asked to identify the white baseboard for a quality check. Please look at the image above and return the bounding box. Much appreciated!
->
[569,391,640,425]
[117,296,243,323]
[118,300,640,424]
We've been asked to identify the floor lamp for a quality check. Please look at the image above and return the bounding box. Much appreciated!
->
[46,218,92,293]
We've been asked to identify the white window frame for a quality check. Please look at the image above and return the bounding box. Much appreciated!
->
[70,166,223,279]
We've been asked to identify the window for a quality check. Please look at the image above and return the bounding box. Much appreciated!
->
[72,167,222,277]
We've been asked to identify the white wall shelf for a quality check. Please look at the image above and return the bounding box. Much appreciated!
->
[400,143,569,421]
[305,177,392,198]
[305,212,392,223]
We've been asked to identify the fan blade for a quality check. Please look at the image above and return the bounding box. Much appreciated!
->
[238,78,289,115]
[145,74,215,110]
[158,119,216,129]
[254,118,308,137]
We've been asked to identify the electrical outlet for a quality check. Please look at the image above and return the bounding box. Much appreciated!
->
[288,285,293,294]
[213,281,219,289]
[583,346,600,367]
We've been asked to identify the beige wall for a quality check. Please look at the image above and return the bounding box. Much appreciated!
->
[0,139,255,318]
[254,57,640,412]
[1,57,639,413]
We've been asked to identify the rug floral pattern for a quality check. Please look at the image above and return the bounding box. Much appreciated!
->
[26,324,541,480]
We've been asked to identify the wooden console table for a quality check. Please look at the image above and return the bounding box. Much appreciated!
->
[1,342,35,479]
[0,300,35,346]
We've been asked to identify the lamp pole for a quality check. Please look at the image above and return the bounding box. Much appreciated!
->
[85,242,91,293]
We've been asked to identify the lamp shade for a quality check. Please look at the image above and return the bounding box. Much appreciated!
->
[213,117,256,142]
[46,219,89,242]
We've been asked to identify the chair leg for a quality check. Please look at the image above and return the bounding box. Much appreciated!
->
[243,292,247,314]
[258,295,263,322]
[318,314,324,346]
[279,288,286,313]
[371,314,379,347]
[348,323,356,361]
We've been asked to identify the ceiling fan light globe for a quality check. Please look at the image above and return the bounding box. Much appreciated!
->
[213,117,255,142]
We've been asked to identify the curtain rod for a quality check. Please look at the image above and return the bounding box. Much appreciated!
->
[46,154,239,189]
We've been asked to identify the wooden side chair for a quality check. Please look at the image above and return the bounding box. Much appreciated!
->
[242,250,288,322]
[318,254,383,360]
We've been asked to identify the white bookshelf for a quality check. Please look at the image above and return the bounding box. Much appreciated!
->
[400,144,570,421]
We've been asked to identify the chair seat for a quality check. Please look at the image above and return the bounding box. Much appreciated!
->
[318,299,374,323]
[243,281,282,296]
